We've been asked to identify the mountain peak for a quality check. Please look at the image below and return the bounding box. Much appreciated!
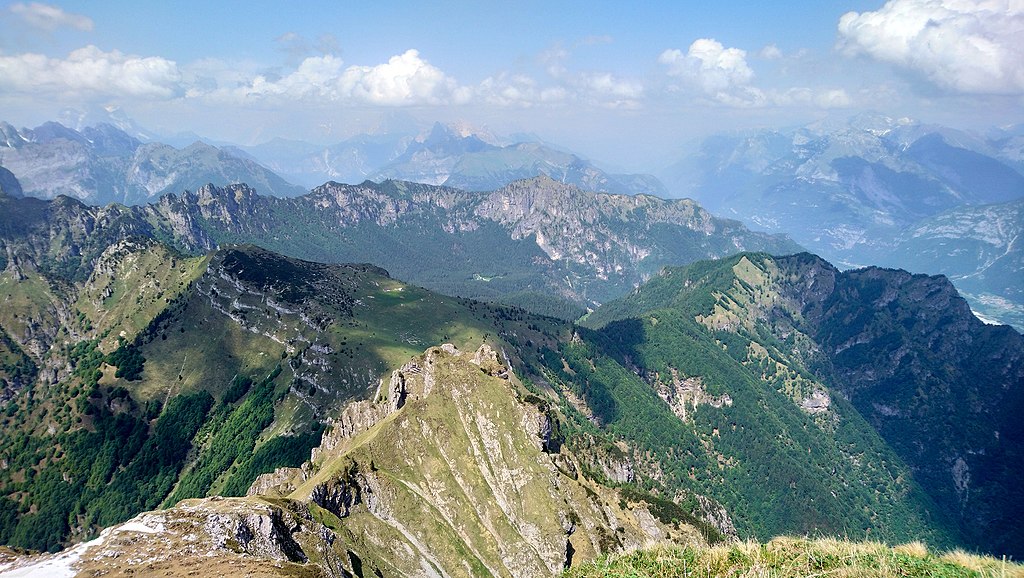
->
[419,120,503,147]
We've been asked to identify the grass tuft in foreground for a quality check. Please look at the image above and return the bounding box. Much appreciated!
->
[564,537,1024,578]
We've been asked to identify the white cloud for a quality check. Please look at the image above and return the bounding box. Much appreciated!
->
[838,0,1024,94]
[658,39,854,109]
[660,39,754,91]
[8,2,92,31]
[248,54,346,98]
[578,72,643,99]
[477,73,569,107]
[225,49,466,106]
[659,39,764,106]
[339,49,466,105]
[0,46,181,98]
[759,44,783,60]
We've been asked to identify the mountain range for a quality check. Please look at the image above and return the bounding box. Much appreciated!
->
[0,119,669,211]
[661,115,1024,330]
[234,121,668,197]
[0,179,1021,574]
[0,175,798,318]
[5,114,1019,329]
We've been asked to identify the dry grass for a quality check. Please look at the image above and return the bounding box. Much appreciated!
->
[565,537,1024,578]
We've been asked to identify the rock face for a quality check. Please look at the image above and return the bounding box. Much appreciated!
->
[143,176,800,308]
[0,167,21,198]
[653,369,733,422]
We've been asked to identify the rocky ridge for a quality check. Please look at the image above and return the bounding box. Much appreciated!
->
[1,176,799,315]
[0,344,707,578]
[147,176,800,307]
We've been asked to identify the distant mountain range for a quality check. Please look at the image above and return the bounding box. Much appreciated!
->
[4,114,1021,329]
[237,121,668,196]
[229,132,413,189]
[1,119,670,211]
[661,115,1024,329]
[0,121,307,205]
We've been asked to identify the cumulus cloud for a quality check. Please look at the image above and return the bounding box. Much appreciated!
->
[232,49,467,106]
[659,39,765,105]
[340,49,467,105]
[8,2,92,31]
[657,39,853,109]
[0,45,181,98]
[660,39,753,91]
[244,54,345,98]
[838,0,1024,94]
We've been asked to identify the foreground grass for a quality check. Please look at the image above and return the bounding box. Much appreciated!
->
[564,537,1024,578]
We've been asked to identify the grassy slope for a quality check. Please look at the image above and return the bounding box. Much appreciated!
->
[74,239,210,353]
[568,253,957,547]
[0,242,572,552]
[565,538,1024,578]
[289,345,705,577]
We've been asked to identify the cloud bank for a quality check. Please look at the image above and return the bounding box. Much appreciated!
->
[0,46,181,98]
[230,49,467,105]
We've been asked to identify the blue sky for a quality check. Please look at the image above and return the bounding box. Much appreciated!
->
[1,1,1021,169]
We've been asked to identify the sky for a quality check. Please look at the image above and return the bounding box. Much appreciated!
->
[0,0,1022,170]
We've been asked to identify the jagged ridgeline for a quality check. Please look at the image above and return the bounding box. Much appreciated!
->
[0,175,798,318]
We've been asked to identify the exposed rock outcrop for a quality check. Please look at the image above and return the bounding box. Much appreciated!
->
[278,344,707,577]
